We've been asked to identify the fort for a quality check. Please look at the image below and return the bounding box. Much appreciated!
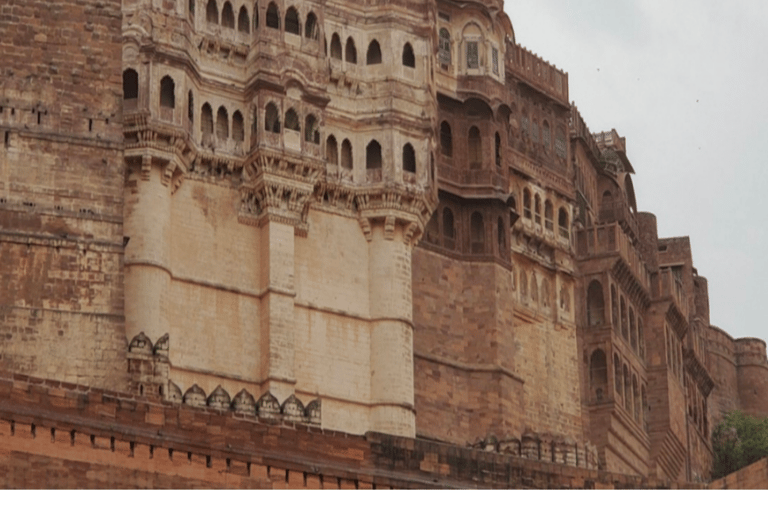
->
[0,0,766,488]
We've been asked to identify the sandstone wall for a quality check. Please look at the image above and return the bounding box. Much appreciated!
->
[0,0,127,388]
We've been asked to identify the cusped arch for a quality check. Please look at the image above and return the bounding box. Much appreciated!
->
[367,39,382,65]
[402,42,415,68]
[123,69,139,100]
[345,37,357,63]
[207,385,231,410]
[221,1,235,28]
[206,0,218,23]
[305,11,318,39]
[237,5,250,33]
[285,6,300,35]
[266,1,279,29]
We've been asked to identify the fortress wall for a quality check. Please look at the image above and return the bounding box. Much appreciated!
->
[0,371,705,489]
[706,326,738,428]
[0,0,127,388]
[735,338,768,418]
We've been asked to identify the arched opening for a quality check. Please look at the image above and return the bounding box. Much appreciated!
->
[558,207,569,238]
[221,2,235,28]
[534,194,542,225]
[611,284,618,327]
[470,212,484,254]
[443,208,455,249]
[555,126,567,159]
[494,132,501,167]
[366,140,382,169]
[468,126,481,168]
[266,2,279,29]
[531,274,539,303]
[638,318,645,360]
[542,120,551,151]
[544,199,553,231]
[440,121,452,157]
[201,103,214,137]
[630,308,637,352]
[402,43,415,68]
[345,37,357,64]
[264,102,280,133]
[632,375,640,422]
[623,365,630,411]
[366,40,382,65]
[187,91,194,123]
[206,0,218,24]
[438,28,451,66]
[330,33,342,60]
[520,271,528,300]
[238,6,250,33]
[587,280,604,326]
[497,216,505,253]
[189,0,196,20]
[253,2,259,29]
[341,139,352,169]
[123,69,138,100]
[285,6,300,35]
[620,296,628,339]
[613,354,622,402]
[284,108,300,132]
[232,110,244,142]
[590,349,608,402]
[602,190,613,207]
[326,135,338,164]
[402,143,416,173]
[523,189,531,219]
[642,385,648,431]
[160,76,175,108]
[305,12,318,39]
[305,114,319,144]
[216,106,229,140]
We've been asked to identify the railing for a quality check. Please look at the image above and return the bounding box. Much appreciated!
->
[507,44,569,105]
[438,160,509,190]
[655,268,685,312]
[576,222,651,289]
[599,199,638,238]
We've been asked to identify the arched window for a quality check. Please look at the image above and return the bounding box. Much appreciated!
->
[189,0,195,20]
[555,126,567,159]
[216,106,229,140]
[326,135,338,164]
[160,76,175,108]
[602,190,612,206]
[284,108,300,132]
[201,103,214,136]
[466,40,479,69]
[238,6,249,33]
[402,43,415,68]
[366,140,381,169]
[305,114,319,144]
[638,318,645,360]
[341,139,353,169]
[632,375,640,422]
[232,110,244,142]
[366,40,382,65]
[123,69,138,100]
[443,208,455,249]
[531,274,538,303]
[534,194,542,225]
[470,212,484,254]
[611,284,619,327]
[587,280,604,326]
[623,365,630,410]
[206,0,218,23]
[221,2,235,28]
[285,6,300,35]
[620,296,628,339]
[614,354,622,399]
[264,102,280,133]
[531,121,539,143]
[402,143,416,173]
[305,12,318,39]
[468,126,481,167]
[266,2,279,29]
[523,189,531,219]
[494,132,501,167]
[630,308,637,352]
[544,199,553,231]
[497,216,505,253]
[345,37,357,64]
[590,349,608,402]
[187,91,194,123]
[330,33,342,60]
[438,28,451,66]
[440,121,452,157]
[642,385,648,432]
[520,271,528,300]
[542,120,551,151]
[558,207,569,238]
[253,2,259,29]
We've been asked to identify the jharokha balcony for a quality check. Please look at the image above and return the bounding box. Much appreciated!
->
[576,222,651,291]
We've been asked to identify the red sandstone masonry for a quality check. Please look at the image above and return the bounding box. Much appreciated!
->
[0,371,705,489]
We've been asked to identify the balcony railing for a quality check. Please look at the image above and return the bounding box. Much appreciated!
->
[599,199,638,239]
[654,268,685,312]
[576,222,651,289]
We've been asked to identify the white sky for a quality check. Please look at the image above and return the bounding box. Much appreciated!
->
[505,0,768,343]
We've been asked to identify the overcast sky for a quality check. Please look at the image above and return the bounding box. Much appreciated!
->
[506,0,768,343]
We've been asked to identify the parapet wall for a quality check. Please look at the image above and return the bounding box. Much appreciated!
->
[0,371,705,489]
[735,338,768,418]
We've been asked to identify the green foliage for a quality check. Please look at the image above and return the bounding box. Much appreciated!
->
[712,410,768,479]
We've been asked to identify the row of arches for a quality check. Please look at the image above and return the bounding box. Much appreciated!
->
[263,102,320,144]
[325,136,417,174]
[589,349,648,431]
[521,188,569,239]
[424,207,509,256]
[586,280,646,359]
[199,0,319,39]
[437,25,502,78]
[200,102,245,142]
[328,34,416,68]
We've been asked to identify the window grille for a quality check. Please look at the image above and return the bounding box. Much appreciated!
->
[466,41,479,69]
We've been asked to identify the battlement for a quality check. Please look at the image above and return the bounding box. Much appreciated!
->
[735,337,768,366]
[507,45,569,106]
[570,103,601,164]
